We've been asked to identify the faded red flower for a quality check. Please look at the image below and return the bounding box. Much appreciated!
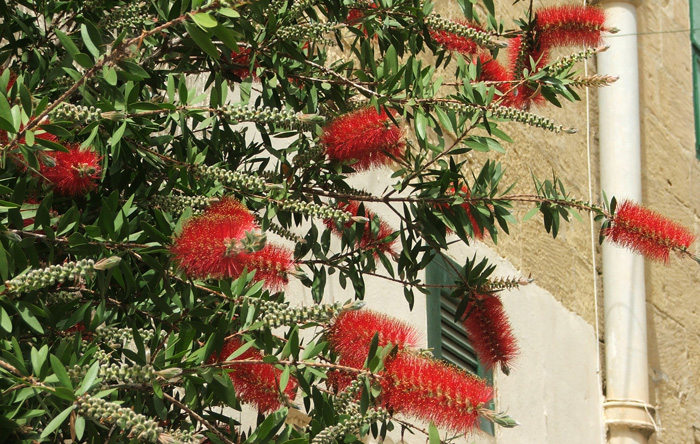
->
[440,185,484,239]
[171,197,294,287]
[535,5,607,50]
[321,107,405,171]
[380,352,493,434]
[41,144,101,195]
[325,201,397,256]
[208,337,298,413]
[506,36,548,109]
[347,2,378,36]
[230,47,258,80]
[603,200,696,263]
[430,21,483,56]
[461,294,518,374]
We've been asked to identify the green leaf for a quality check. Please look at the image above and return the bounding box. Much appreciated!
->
[55,30,80,58]
[522,206,540,222]
[0,94,14,132]
[74,415,85,440]
[191,11,218,29]
[0,307,11,333]
[40,405,74,438]
[80,24,101,58]
[428,422,441,444]
[76,361,100,395]
[17,302,44,334]
[103,66,117,86]
[30,344,48,377]
[185,23,221,59]
[50,355,73,390]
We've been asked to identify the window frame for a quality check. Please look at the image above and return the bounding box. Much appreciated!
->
[690,0,700,159]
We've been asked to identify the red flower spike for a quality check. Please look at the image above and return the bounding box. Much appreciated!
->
[321,107,405,171]
[238,245,295,291]
[208,337,298,413]
[328,309,419,367]
[230,47,258,80]
[461,294,518,373]
[347,2,378,36]
[439,186,484,239]
[476,54,512,98]
[430,21,483,56]
[325,201,397,256]
[603,200,696,263]
[380,352,493,434]
[171,197,295,287]
[41,144,101,195]
[535,5,607,50]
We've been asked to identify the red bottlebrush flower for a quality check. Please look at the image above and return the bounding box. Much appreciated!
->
[321,107,405,171]
[439,186,484,239]
[506,36,548,109]
[328,309,419,368]
[208,337,298,413]
[171,197,294,288]
[325,201,397,256]
[239,245,295,290]
[230,47,258,80]
[461,294,518,373]
[41,144,101,195]
[380,352,493,434]
[347,2,377,24]
[430,21,483,56]
[603,200,696,263]
[535,5,607,50]
[476,54,512,97]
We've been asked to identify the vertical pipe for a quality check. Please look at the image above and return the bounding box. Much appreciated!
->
[597,1,655,443]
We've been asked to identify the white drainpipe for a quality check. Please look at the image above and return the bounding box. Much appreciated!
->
[597,1,656,443]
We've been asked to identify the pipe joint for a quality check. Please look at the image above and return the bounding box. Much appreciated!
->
[604,399,657,437]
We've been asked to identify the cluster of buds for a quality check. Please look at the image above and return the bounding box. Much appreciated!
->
[569,74,619,88]
[50,103,103,125]
[254,216,305,243]
[288,0,322,18]
[220,105,324,128]
[67,350,110,380]
[152,194,214,215]
[77,395,200,443]
[194,165,271,193]
[45,291,81,304]
[276,22,344,42]
[254,299,363,329]
[311,407,389,444]
[293,144,325,168]
[279,198,353,224]
[545,46,608,74]
[101,2,152,30]
[5,259,95,293]
[461,102,575,133]
[424,14,503,50]
[333,375,368,412]
[94,325,164,346]
[478,275,534,292]
[69,362,156,385]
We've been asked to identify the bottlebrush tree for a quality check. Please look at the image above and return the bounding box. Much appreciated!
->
[0,0,696,443]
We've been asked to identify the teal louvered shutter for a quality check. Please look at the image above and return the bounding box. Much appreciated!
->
[426,254,495,435]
